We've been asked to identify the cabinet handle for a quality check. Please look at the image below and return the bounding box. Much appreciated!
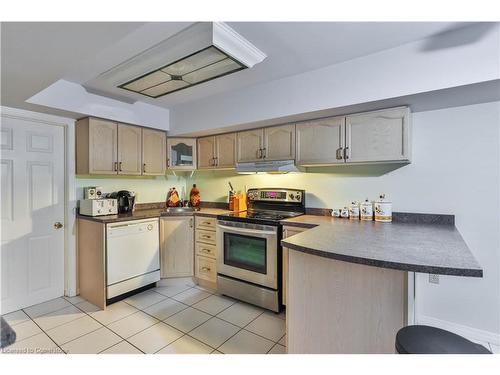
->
[114,162,118,171]
[258,148,263,159]
[343,147,349,160]
[143,163,147,173]
[202,234,211,239]
[202,221,212,225]
[214,157,218,166]
[189,218,193,228]
[167,158,170,168]
[119,161,123,171]
[335,148,343,160]
[201,267,211,272]
[262,148,266,159]
[202,248,212,253]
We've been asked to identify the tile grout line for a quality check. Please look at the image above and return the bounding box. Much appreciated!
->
[212,306,269,353]
[61,297,146,354]
[10,284,285,354]
[18,308,65,354]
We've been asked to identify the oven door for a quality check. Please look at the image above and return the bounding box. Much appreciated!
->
[217,220,278,289]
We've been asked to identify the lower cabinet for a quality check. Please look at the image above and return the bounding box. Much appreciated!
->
[160,216,194,278]
[282,225,307,306]
[195,255,217,283]
[194,216,217,289]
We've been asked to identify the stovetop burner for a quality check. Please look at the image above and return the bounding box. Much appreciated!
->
[227,209,302,221]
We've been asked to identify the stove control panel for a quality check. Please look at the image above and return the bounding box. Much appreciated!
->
[247,188,304,203]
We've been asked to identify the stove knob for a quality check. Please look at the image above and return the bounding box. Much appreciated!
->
[289,193,295,200]
[296,193,301,201]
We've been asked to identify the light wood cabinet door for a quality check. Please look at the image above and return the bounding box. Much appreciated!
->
[237,129,264,163]
[88,118,118,174]
[296,116,345,166]
[345,107,410,163]
[197,136,216,169]
[117,124,142,175]
[215,133,236,168]
[282,226,307,306]
[160,217,194,278]
[264,124,296,161]
[142,128,166,175]
[167,138,197,170]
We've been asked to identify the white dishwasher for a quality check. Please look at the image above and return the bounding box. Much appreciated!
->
[106,218,160,299]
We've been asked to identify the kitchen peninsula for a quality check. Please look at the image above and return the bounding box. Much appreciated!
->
[281,215,482,354]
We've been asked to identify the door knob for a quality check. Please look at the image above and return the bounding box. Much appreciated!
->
[53,222,64,229]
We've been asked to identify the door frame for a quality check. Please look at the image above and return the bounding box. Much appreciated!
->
[1,106,77,298]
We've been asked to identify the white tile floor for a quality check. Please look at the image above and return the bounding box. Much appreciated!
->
[1,279,287,354]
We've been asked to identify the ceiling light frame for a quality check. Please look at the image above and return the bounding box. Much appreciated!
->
[119,45,246,98]
[116,22,267,98]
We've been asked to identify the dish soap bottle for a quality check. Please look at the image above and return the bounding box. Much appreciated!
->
[189,184,201,208]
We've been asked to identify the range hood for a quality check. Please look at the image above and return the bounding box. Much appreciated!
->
[236,160,299,174]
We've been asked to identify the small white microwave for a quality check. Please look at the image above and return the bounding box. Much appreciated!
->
[79,199,118,216]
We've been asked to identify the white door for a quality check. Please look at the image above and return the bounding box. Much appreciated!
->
[1,115,65,314]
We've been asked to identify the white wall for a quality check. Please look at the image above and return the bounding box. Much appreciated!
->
[170,23,500,136]
[187,102,500,340]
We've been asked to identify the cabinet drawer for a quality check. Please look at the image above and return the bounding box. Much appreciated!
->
[195,255,216,283]
[195,216,216,231]
[195,242,217,259]
[195,229,216,245]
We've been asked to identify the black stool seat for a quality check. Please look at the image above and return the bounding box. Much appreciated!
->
[396,325,491,354]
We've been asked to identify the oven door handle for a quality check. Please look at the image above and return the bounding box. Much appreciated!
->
[217,224,276,236]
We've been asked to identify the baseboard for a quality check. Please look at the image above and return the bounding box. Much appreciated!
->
[416,314,500,345]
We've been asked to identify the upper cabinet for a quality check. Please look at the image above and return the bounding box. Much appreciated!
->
[237,129,264,163]
[118,124,142,175]
[76,117,167,176]
[142,128,167,175]
[236,124,295,163]
[264,124,296,161]
[198,133,236,169]
[297,107,411,166]
[79,118,118,175]
[345,107,410,163]
[296,117,345,166]
[167,138,197,170]
[197,136,216,169]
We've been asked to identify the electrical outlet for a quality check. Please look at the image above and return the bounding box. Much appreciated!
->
[429,274,440,284]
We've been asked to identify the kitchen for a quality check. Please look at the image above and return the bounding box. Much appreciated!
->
[1,6,499,372]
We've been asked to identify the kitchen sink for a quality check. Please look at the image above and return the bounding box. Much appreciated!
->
[161,207,198,215]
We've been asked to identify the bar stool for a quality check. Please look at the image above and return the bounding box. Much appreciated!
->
[396,325,491,354]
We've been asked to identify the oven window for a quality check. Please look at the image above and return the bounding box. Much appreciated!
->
[224,233,267,274]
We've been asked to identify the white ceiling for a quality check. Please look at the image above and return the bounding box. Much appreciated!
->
[1,21,471,115]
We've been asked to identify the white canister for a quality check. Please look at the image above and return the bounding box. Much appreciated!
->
[332,208,341,218]
[374,194,392,222]
[340,207,350,218]
[348,202,360,220]
[360,199,373,221]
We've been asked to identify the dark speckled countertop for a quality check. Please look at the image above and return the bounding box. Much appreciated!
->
[77,207,230,223]
[281,215,482,277]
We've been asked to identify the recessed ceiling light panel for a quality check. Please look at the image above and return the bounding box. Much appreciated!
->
[117,22,266,98]
[120,46,246,97]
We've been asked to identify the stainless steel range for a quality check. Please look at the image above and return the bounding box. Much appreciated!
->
[216,188,305,312]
